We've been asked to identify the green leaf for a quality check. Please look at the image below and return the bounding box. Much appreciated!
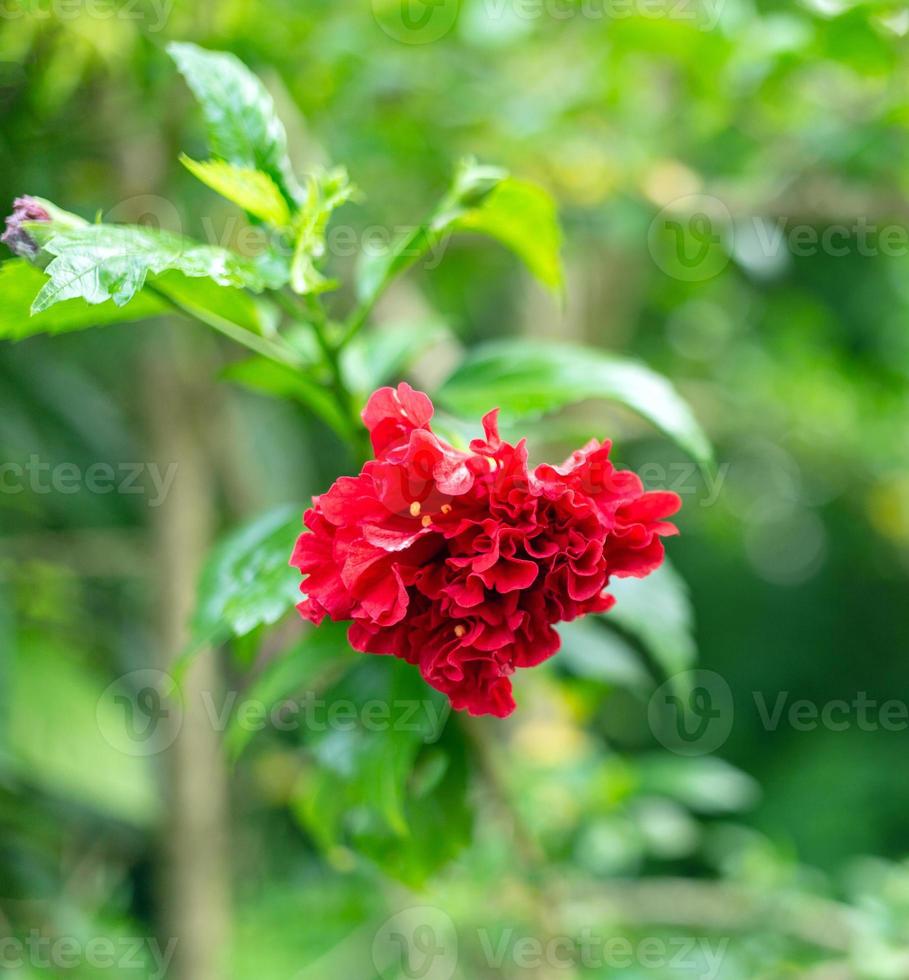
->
[293,657,467,885]
[557,618,653,689]
[607,561,697,680]
[438,339,713,464]
[223,356,350,437]
[191,503,303,642]
[32,224,271,312]
[354,223,438,305]
[637,755,760,814]
[168,41,300,206]
[180,155,292,227]
[226,621,357,759]
[355,160,562,307]
[289,167,357,295]
[154,269,280,336]
[355,723,472,886]
[6,638,158,825]
[340,318,450,397]
[454,177,563,291]
[0,258,166,339]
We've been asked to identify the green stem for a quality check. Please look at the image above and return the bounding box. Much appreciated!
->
[148,285,305,370]
[283,289,369,458]
[338,298,373,350]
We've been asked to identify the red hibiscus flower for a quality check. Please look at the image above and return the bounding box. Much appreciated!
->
[291,383,681,717]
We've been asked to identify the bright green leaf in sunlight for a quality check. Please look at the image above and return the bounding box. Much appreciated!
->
[289,167,357,295]
[168,41,300,206]
[0,258,165,339]
[191,503,303,642]
[355,160,562,308]
[607,561,697,681]
[180,155,292,227]
[32,224,273,312]
[454,178,563,291]
[438,339,713,464]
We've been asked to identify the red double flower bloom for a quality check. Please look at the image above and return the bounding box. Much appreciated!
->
[292,383,680,717]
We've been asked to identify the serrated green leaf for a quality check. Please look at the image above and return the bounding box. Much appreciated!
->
[289,167,356,295]
[0,258,165,339]
[191,503,303,642]
[455,177,563,291]
[32,224,271,312]
[168,41,300,205]
[438,339,713,464]
[180,155,292,227]
[608,561,697,680]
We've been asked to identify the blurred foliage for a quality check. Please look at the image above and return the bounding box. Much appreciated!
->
[2,0,909,978]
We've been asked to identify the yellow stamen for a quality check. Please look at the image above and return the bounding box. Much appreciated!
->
[454,624,466,638]
[421,515,432,527]
[409,501,421,517]
[440,504,452,514]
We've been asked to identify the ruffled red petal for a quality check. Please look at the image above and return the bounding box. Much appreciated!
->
[291,386,680,716]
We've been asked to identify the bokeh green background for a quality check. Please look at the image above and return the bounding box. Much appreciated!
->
[2,0,909,977]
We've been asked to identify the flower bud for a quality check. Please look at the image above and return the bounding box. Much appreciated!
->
[2,195,87,264]
[2,196,51,259]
